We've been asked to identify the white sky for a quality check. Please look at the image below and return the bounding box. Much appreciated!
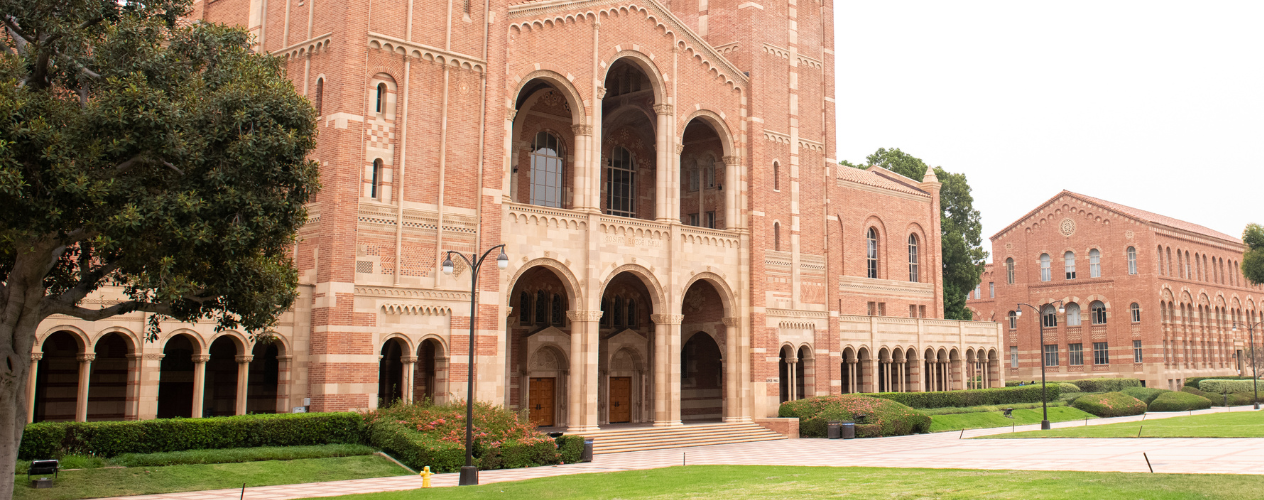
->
[833,1,1263,261]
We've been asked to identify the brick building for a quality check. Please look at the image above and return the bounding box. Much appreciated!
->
[25,0,1003,427]
[968,191,1261,390]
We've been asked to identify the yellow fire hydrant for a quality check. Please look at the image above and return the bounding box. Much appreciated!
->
[420,466,433,488]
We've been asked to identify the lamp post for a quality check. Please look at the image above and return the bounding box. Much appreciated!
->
[443,244,509,486]
[1231,320,1262,410]
[1015,300,1064,430]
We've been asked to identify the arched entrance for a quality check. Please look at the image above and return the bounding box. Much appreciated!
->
[598,271,654,425]
[246,342,280,414]
[157,335,197,418]
[87,332,132,420]
[796,345,812,399]
[32,331,83,422]
[414,338,447,404]
[378,338,406,407]
[681,332,722,422]
[856,347,872,393]
[204,336,241,417]
[778,345,794,403]
[840,347,859,394]
[678,118,728,228]
[507,265,576,425]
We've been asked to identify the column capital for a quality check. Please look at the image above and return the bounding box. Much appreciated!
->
[401,356,418,364]
[144,353,166,361]
[722,155,741,166]
[596,86,607,99]
[30,353,43,362]
[76,353,96,363]
[571,124,593,136]
[126,353,143,360]
[566,310,603,322]
[721,317,742,327]
[653,103,673,116]
[506,108,518,121]
[192,354,211,363]
[650,314,684,325]
[235,355,254,364]
[675,144,685,154]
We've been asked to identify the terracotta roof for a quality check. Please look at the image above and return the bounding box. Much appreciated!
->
[993,190,1241,244]
[835,166,929,197]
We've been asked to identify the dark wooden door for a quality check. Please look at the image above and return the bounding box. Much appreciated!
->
[529,377,555,427]
[609,377,632,423]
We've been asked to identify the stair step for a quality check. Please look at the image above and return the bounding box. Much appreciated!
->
[581,422,786,455]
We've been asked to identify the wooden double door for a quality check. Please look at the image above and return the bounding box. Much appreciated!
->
[528,377,555,427]
[608,377,632,423]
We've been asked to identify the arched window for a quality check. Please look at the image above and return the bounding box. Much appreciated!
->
[1128,247,1137,275]
[773,222,781,251]
[1041,305,1058,328]
[519,292,533,324]
[1091,301,1107,325]
[1064,251,1077,280]
[370,159,382,199]
[606,146,636,217]
[375,82,386,113]
[314,78,324,115]
[1089,249,1101,278]
[1166,247,1173,276]
[551,294,564,326]
[613,296,624,326]
[1184,251,1191,279]
[535,290,548,325]
[773,162,780,191]
[1156,246,1164,275]
[907,234,919,282]
[867,228,879,279]
[1005,258,1015,285]
[1007,311,1017,330]
[1065,303,1081,327]
[1130,303,1141,323]
[1040,254,1051,282]
[529,131,565,208]
[627,299,637,327]
[1195,253,1202,281]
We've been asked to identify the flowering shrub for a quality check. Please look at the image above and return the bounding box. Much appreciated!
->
[1071,392,1146,417]
[779,395,931,438]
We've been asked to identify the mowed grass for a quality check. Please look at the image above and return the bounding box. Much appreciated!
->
[929,406,1096,432]
[13,455,410,500]
[984,409,1264,439]
[326,465,1264,500]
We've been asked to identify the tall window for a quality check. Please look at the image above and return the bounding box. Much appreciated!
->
[1178,251,1184,278]
[1068,343,1084,366]
[688,166,700,192]
[773,162,780,191]
[519,292,533,324]
[908,235,919,282]
[1010,346,1019,368]
[314,78,324,115]
[606,146,636,217]
[1065,303,1081,326]
[1040,254,1051,282]
[613,297,624,326]
[535,290,548,325]
[1166,247,1173,276]
[1130,303,1141,323]
[989,282,995,298]
[370,159,382,199]
[1157,246,1164,275]
[1128,247,1137,275]
[973,284,981,300]
[867,228,879,279]
[375,82,386,113]
[1093,342,1109,365]
[1185,251,1191,279]
[774,222,781,251]
[1064,251,1077,280]
[1005,258,1015,284]
[1133,340,1143,362]
[529,131,565,208]
[1008,311,1017,329]
[1091,301,1107,325]
[1041,305,1058,328]
[551,294,564,326]
[626,299,637,327]
[1043,344,1059,367]
[1089,249,1101,278]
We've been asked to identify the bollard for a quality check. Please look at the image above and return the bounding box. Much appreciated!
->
[420,466,434,488]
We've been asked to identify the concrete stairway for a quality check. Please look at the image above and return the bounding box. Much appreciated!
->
[586,422,786,455]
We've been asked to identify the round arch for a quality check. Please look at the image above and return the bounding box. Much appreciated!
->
[680,271,736,318]
[679,110,736,158]
[599,263,666,313]
[601,50,668,105]
[508,257,584,307]
[512,70,588,125]
[35,326,88,353]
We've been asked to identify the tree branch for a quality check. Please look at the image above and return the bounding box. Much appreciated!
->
[113,154,148,174]
[41,299,172,322]
[3,17,28,56]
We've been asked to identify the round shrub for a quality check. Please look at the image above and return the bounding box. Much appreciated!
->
[1181,386,1208,398]
[1071,392,1147,418]
[1058,383,1082,393]
[779,395,931,438]
[1148,391,1212,412]
[1122,387,1170,405]
[1199,379,1259,395]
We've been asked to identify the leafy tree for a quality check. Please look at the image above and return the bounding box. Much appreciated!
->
[1244,223,1264,286]
[841,149,986,320]
[0,0,319,495]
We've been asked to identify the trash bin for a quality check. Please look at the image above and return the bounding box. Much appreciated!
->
[582,438,595,462]
[827,421,842,439]
[841,422,856,439]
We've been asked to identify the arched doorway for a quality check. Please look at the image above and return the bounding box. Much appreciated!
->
[246,342,280,414]
[204,337,240,417]
[507,265,575,423]
[778,345,793,403]
[87,332,132,421]
[681,332,722,422]
[598,271,654,425]
[157,335,197,418]
[796,345,812,399]
[840,347,858,394]
[856,347,872,393]
[414,338,447,404]
[378,338,406,407]
[32,331,83,422]
[601,59,659,220]
[678,118,728,228]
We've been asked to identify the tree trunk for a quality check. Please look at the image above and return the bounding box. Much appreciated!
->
[0,317,35,500]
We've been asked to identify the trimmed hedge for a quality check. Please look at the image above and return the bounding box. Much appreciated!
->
[1067,378,1142,393]
[1121,387,1170,405]
[779,395,931,438]
[19,412,366,460]
[1058,383,1082,393]
[1185,376,1257,388]
[870,385,1061,409]
[1181,386,1208,397]
[1199,379,1259,394]
[1071,392,1147,418]
[555,435,584,464]
[369,421,466,473]
[1148,391,1212,412]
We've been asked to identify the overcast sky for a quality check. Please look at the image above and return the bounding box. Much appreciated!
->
[833,1,1263,261]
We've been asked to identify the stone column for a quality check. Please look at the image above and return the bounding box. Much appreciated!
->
[789,360,798,401]
[235,355,253,416]
[191,354,210,418]
[723,156,740,229]
[848,362,856,393]
[567,310,603,433]
[654,105,672,221]
[124,353,143,420]
[75,353,95,422]
[138,353,164,420]
[27,353,42,422]
[651,314,683,426]
[721,317,742,421]
[276,355,293,413]
[400,356,417,404]
[899,362,906,392]
[571,124,595,210]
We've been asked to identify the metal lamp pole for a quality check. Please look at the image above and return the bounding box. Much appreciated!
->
[1016,300,1064,430]
[1231,320,1263,410]
[443,244,509,486]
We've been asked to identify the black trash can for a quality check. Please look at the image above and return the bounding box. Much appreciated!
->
[827,421,842,439]
[841,422,856,439]
[582,438,595,462]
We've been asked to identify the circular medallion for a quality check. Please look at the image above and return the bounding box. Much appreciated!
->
[1005,242,1014,251]
[1125,230,1135,240]
[1059,218,1077,237]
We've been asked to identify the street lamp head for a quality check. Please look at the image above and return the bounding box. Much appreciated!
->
[1015,309,1022,318]
[1233,323,1238,332]
[1058,306,1065,314]
[497,249,509,270]
[442,254,455,275]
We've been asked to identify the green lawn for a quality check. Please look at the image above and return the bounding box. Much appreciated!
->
[929,406,1096,432]
[13,455,410,500]
[983,410,1264,439]
[328,465,1264,500]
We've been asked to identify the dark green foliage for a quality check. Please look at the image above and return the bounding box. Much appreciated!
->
[1244,224,1264,286]
[368,422,466,474]
[870,384,1061,409]
[1121,387,1170,405]
[1184,376,1257,388]
[1068,378,1142,393]
[1181,386,1208,397]
[1072,392,1147,418]
[555,435,584,464]
[18,413,365,460]
[1148,392,1213,412]
[778,395,931,438]
[1198,379,1258,394]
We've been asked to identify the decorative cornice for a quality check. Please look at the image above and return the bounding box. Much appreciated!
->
[799,138,824,152]
[235,355,254,364]
[765,308,829,319]
[761,43,790,59]
[567,310,604,322]
[275,32,332,60]
[837,276,935,297]
[367,32,486,72]
[763,130,791,144]
[401,356,419,363]
[356,286,470,301]
[192,354,212,363]
[29,353,43,361]
[77,353,96,362]
[721,317,742,327]
[653,103,673,115]
[778,320,817,330]
[571,124,593,136]
[381,303,452,316]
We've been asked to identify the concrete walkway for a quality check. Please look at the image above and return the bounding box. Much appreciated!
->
[103,406,1264,500]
